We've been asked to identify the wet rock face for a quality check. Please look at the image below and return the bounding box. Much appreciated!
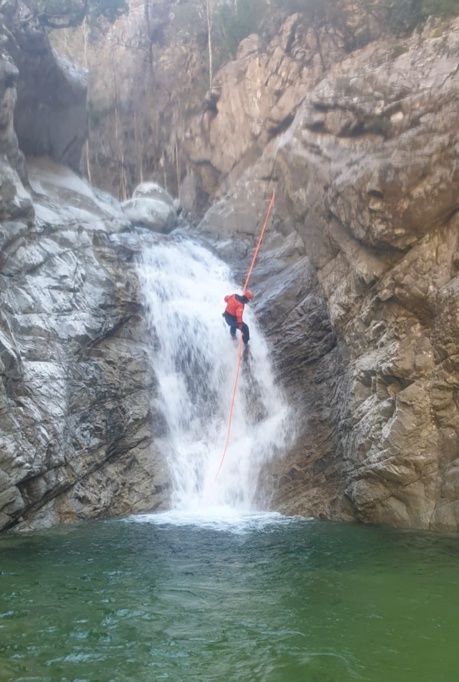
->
[0,160,170,531]
[195,159,348,522]
[0,3,171,531]
[193,19,459,531]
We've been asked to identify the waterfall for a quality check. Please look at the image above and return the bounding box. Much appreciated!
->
[138,235,290,518]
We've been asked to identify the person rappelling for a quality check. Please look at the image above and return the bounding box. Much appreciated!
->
[222,291,253,346]
[214,193,274,482]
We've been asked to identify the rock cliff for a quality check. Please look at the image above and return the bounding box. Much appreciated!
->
[0,2,169,530]
[0,158,172,532]
[188,17,459,531]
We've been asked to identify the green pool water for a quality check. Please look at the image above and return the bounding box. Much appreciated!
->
[0,514,458,682]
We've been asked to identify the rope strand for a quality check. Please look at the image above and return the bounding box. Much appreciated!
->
[214,190,276,481]
[243,191,275,292]
[214,335,245,481]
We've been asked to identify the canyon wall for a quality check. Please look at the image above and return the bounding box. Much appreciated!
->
[189,17,459,531]
[0,1,169,530]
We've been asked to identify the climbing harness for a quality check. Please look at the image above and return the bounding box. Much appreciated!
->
[214,190,276,482]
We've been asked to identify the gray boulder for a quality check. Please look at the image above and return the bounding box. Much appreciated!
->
[133,181,176,209]
[122,196,177,233]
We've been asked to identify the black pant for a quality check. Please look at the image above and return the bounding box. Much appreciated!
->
[223,312,250,345]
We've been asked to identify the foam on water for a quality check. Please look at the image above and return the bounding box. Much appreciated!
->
[137,236,291,519]
[127,509,303,534]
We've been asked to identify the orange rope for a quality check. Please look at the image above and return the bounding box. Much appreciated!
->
[214,191,275,482]
[214,335,244,481]
[243,191,275,292]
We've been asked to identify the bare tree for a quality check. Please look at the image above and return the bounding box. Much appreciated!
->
[112,52,129,200]
[82,15,92,183]
[205,0,213,88]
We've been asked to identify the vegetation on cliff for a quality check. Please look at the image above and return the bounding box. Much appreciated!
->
[22,0,128,28]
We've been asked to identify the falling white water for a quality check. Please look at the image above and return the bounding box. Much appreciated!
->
[138,235,290,517]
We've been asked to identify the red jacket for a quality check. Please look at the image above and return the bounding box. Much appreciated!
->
[224,294,245,324]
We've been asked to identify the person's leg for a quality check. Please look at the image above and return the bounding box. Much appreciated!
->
[241,323,250,345]
[223,312,238,338]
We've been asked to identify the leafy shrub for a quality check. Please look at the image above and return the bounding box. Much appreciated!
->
[389,0,459,34]
[213,0,268,59]
[23,0,128,28]
[422,0,459,18]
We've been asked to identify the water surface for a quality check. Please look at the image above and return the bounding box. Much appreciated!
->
[1,515,458,682]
